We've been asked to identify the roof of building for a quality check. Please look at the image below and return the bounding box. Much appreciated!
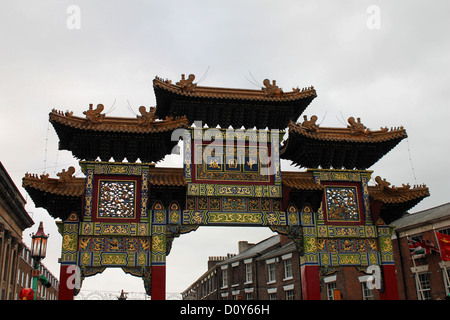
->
[368,176,429,205]
[50,107,188,134]
[281,116,407,169]
[281,171,324,191]
[49,107,188,163]
[390,202,450,231]
[215,235,281,266]
[256,240,296,261]
[153,74,317,129]
[369,175,430,224]
[22,168,85,221]
[0,162,34,232]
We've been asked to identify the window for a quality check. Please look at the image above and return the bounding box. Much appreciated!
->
[326,282,337,300]
[269,293,277,300]
[361,281,374,300]
[221,268,228,288]
[284,259,293,280]
[246,292,254,300]
[285,290,295,300]
[245,263,252,283]
[416,273,431,300]
[442,265,450,295]
[267,263,276,283]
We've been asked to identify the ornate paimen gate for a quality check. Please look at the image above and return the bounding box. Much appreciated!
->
[23,74,429,300]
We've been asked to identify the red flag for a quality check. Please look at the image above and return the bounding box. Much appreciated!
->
[436,232,450,261]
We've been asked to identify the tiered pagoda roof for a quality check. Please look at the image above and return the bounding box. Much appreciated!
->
[369,176,430,224]
[22,167,85,221]
[50,105,188,163]
[24,74,428,224]
[281,115,407,169]
[153,74,317,129]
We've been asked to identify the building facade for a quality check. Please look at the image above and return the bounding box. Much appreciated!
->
[0,162,34,300]
[392,202,450,300]
[182,234,383,300]
[0,162,59,300]
[183,202,450,300]
[16,244,59,300]
[182,235,301,300]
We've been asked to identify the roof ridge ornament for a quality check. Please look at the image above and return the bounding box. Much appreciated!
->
[375,176,423,192]
[176,74,197,91]
[57,166,76,183]
[262,79,283,97]
[83,103,105,124]
[137,106,156,126]
[347,117,371,135]
[301,115,319,132]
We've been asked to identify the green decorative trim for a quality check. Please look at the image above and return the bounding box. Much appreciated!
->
[187,183,281,198]
[182,210,286,226]
[316,225,377,238]
[80,222,149,236]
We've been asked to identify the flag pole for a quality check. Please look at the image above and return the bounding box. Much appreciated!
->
[434,228,450,295]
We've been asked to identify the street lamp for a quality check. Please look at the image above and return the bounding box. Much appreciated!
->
[31,221,49,300]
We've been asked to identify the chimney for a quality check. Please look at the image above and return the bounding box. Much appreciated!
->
[280,234,291,246]
[238,241,255,254]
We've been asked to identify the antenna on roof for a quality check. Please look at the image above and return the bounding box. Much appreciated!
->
[127,100,138,116]
[104,99,116,115]
[336,111,346,126]
[245,70,261,88]
[406,138,418,185]
[43,121,50,175]
[318,110,327,126]
[197,65,210,84]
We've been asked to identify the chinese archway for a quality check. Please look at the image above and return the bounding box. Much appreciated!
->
[23,74,429,300]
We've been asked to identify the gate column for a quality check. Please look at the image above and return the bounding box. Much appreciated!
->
[57,213,79,300]
[150,208,167,300]
[301,264,321,300]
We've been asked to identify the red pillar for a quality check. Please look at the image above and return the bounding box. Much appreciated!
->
[151,265,166,300]
[58,265,75,300]
[379,264,399,300]
[301,265,321,300]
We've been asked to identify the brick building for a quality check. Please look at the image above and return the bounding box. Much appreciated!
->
[182,234,300,300]
[182,234,382,300]
[182,202,450,300]
[0,162,34,299]
[392,202,450,300]
[0,161,59,300]
[16,244,59,300]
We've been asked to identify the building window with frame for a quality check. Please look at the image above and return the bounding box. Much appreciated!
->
[284,284,295,300]
[267,262,276,283]
[245,263,252,283]
[361,281,374,300]
[324,275,337,300]
[440,263,450,295]
[268,288,277,300]
[221,268,228,288]
[285,290,295,300]
[416,272,432,300]
[284,259,293,280]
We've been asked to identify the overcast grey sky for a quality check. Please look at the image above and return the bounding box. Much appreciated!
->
[1,1,449,298]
